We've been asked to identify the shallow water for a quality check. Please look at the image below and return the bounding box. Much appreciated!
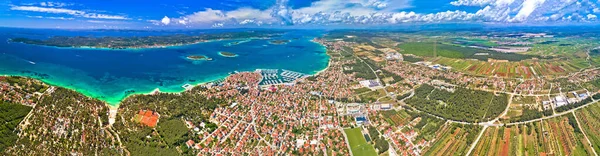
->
[0,28,329,106]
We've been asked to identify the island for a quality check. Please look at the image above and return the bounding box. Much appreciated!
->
[268,40,290,45]
[218,51,238,57]
[10,31,284,49]
[224,39,252,47]
[186,55,212,61]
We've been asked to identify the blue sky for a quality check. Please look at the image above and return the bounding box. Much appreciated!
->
[1,0,599,29]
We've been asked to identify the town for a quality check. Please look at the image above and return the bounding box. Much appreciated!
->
[2,29,600,156]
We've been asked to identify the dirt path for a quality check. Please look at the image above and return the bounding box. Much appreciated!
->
[466,126,488,156]
[572,111,598,156]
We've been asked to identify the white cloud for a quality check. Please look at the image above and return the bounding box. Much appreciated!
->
[387,11,417,23]
[178,19,187,25]
[450,0,496,6]
[10,5,129,20]
[212,23,224,28]
[87,20,110,23]
[161,16,170,25]
[226,8,274,21]
[588,14,598,19]
[511,0,546,22]
[11,6,83,15]
[239,19,255,25]
[47,16,74,20]
[82,13,128,20]
[294,0,411,17]
[450,0,597,23]
[184,8,227,23]
[40,2,69,7]
[159,0,600,27]
[494,0,516,6]
[180,6,278,25]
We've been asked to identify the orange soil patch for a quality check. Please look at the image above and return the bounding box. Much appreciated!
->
[501,128,511,156]
[549,120,570,155]
[134,110,160,128]
[558,120,575,155]
[468,65,478,71]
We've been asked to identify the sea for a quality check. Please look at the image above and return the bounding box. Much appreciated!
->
[0,28,329,106]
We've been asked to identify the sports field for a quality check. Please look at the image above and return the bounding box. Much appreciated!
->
[344,128,377,156]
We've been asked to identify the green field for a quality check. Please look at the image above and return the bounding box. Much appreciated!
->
[344,128,377,156]
[575,102,600,153]
[398,42,532,61]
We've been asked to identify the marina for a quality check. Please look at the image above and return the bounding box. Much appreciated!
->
[257,69,308,86]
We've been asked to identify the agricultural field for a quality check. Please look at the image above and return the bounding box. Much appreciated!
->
[550,78,583,94]
[432,57,585,78]
[423,123,481,156]
[473,114,594,156]
[398,42,532,61]
[512,96,538,105]
[542,114,594,156]
[379,110,412,128]
[575,102,600,153]
[450,38,499,47]
[528,38,598,58]
[358,89,387,103]
[504,107,552,123]
[412,113,445,142]
[344,128,377,156]
[584,79,600,93]
[471,124,546,156]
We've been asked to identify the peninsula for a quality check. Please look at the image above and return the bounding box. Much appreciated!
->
[10,31,283,49]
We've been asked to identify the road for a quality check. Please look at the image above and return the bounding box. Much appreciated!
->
[465,126,488,156]
[355,55,389,97]
[502,99,598,126]
[400,96,599,127]
[572,111,598,156]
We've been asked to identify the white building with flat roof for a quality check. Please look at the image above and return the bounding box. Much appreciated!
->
[555,96,568,107]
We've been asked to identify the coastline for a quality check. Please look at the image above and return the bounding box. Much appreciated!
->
[0,35,331,108]
[113,40,331,106]
[11,38,226,51]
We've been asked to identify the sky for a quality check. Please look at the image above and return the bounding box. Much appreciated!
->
[0,0,599,29]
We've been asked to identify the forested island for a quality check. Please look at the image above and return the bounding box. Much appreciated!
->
[10,31,282,49]
[218,51,238,57]
[186,55,212,61]
[268,40,290,45]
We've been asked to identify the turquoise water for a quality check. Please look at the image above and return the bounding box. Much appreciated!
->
[0,28,329,106]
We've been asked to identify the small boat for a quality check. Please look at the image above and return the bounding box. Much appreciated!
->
[28,61,36,64]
